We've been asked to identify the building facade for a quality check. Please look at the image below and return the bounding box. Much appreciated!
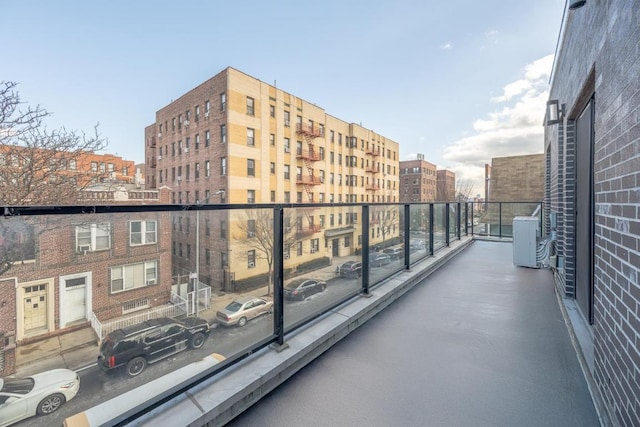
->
[145,67,400,291]
[399,154,437,202]
[436,169,456,201]
[545,1,640,425]
[0,188,172,376]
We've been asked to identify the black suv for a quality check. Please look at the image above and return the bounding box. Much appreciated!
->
[339,261,362,278]
[98,317,210,377]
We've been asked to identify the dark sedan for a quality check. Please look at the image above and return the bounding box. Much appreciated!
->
[284,278,327,301]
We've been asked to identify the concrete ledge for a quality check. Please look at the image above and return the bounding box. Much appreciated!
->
[128,238,474,427]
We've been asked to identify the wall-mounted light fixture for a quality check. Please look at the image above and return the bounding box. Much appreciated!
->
[546,100,564,125]
[569,0,586,10]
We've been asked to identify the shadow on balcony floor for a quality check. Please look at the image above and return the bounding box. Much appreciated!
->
[227,240,601,427]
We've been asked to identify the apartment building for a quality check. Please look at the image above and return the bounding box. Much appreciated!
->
[436,169,456,201]
[145,67,400,290]
[399,154,437,202]
[545,1,640,424]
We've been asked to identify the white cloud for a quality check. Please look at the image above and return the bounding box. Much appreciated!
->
[441,42,453,50]
[441,54,553,195]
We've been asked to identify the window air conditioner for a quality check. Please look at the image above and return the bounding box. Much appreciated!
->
[158,132,162,137]
[157,155,162,160]
[248,231,255,238]
[77,244,91,253]
[248,262,255,268]
[284,119,290,127]
[205,112,210,119]
[184,148,189,153]
[146,279,156,285]
[184,120,189,126]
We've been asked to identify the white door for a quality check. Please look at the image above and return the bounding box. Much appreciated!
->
[64,276,87,323]
[23,284,48,335]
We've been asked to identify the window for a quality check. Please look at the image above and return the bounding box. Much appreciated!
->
[330,173,334,184]
[330,130,335,142]
[130,221,157,245]
[320,215,325,228]
[270,162,275,174]
[221,252,228,268]
[319,147,325,160]
[319,193,325,203]
[205,249,210,266]
[311,238,319,253]
[248,250,256,268]
[195,105,200,121]
[195,162,200,179]
[91,161,97,172]
[220,220,227,239]
[338,133,342,145]
[205,160,211,177]
[205,100,210,114]
[195,134,200,149]
[247,219,256,238]
[338,213,342,225]
[284,110,290,126]
[69,159,77,170]
[284,138,290,153]
[205,218,210,236]
[178,114,182,130]
[296,241,303,256]
[270,105,275,117]
[284,164,290,180]
[76,223,111,252]
[246,97,255,116]
[330,214,335,226]
[219,158,225,175]
[247,128,255,146]
[247,190,255,204]
[284,191,290,203]
[330,152,334,164]
[270,133,275,146]
[111,260,158,293]
[172,118,176,131]
[205,130,210,147]
[220,93,226,111]
[270,190,275,202]
[296,192,303,203]
[220,124,226,143]
[247,159,255,176]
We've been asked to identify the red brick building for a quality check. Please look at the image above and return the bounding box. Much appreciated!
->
[399,154,437,202]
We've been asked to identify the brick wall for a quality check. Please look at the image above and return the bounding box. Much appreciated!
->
[545,2,640,424]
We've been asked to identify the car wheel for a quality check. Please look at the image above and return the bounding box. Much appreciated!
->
[300,292,306,300]
[37,393,65,415]
[127,356,147,377]
[320,283,326,292]
[190,332,206,349]
[238,317,247,327]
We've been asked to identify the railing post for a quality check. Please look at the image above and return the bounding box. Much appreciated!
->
[272,206,286,349]
[429,203,434,256]
[499,202,503,239]
[362,205,370,295]
[457,202,461,240]
[404,204,410,269]
[464,202,469,236]
[445,203,450,246]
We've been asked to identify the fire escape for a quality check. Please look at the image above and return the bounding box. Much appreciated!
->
[295,122,323,235]
[365,144,381,192]
[148,135,158,188]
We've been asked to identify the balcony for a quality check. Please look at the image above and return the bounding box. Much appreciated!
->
[365,165,380,173]
[365,146,381,156]
[296,174,322,185]
[4,201,601,427]
[366,184,380,191]
[295,149,320,161]
[295,123,324,138]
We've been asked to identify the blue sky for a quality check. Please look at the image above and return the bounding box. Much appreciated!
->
[3,1,566,195]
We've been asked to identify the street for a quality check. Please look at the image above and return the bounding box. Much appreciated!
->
[11,254,421,427]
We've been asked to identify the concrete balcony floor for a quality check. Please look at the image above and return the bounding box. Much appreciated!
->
[227,241,600,427]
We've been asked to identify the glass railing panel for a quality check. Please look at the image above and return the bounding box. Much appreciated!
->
[449,203,458,239]
[409,203,430,263]
[283,205,362,331]
[369,204,404,286]
[433,203,447,251]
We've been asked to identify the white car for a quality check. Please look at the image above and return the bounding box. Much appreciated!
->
[0,368,80,427]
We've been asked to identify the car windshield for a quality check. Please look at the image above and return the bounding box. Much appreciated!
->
[0,377,35,394]
[225,301,243,312]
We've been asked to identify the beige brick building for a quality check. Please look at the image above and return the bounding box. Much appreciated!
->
[145,67,400,290]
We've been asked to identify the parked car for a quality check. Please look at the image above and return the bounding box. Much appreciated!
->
[339,261,362,278]
[216,296,273,327]
[284,278,327,301]
[0,368,80,427]
[383,247,404,260]
[369,252,392,267]
[97,317,211,377]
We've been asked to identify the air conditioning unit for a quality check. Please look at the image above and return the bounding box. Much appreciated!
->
[284,253,290,259]
[205,112,210,119]
[184,148,189,153]
[248,231,255,238]
[157,155,162,160]
[158,132,162,137]
[310,248,317,253]
[77,244,91,253]
[177,176,182,182]
[184,120,190,126]
[248,262,255,268]
[284,147,290,153]
[284,119,290,127]
[146,279,156,285]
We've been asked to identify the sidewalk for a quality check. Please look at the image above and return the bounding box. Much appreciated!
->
[11,255,360,378]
